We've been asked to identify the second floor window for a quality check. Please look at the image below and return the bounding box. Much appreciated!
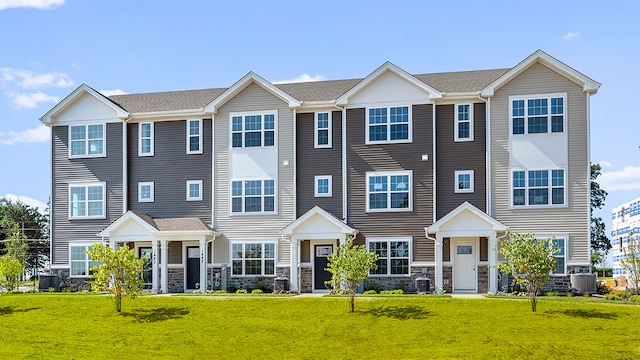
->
[138,182,154,202]
[231,112,276,148]
[366,171,412,212]
[69,183,105,219]
[455,104,473,141]
[366,106,411,144]
[512,169,565,206]
[186,180,203,201]
[139,122,154,156]
[511,94,565,135]
[187,119,202,154]
[315,112,331,148]
[231,179,275,213]
[70,124,104,157]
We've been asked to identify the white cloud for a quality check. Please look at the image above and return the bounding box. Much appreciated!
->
[3,194,48,213]
[273,73,326,84]
[598,160,614,168]
[599,166,640,191]
[6,91,59,109]
[0,124,50,145]
[100,89,127,96]
[0,0,65,10]
[562,32,579,40]
[0,68,74,89]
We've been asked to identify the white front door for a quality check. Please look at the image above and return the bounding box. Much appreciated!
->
[453,241,477,291]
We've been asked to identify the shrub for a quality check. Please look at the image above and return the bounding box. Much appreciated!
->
[596,282,611,295]
[380,289,404,295]
[628,295,640,303]
[227,286,237,293]
[253,281,271,293]
[546,291,559,297]
[363,290,377,295]
[395,281,408,293]
[214,290,227,294]
[236,289,247,294]
[604,293,620,301]
[364,283,382,293]
[251,289,263,294]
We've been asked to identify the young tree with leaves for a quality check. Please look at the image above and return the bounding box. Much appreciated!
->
[5,223,30,277]
[495,232,559,312]
[325,237,378,312]
[590,164,611,254]
[621,232,640,294]
[0,256,24,292]
[87,243,144,312]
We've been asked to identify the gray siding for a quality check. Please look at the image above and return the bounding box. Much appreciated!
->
[212,83,295,264]
[51,123,124,264]
[128,119,212,222]
[296,110,343,218]
[436,103,487,219]
[490,62,590,262]
[346,104,434,262]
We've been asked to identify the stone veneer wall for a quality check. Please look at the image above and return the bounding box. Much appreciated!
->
[300,266,312,293]
[502,266,585,295]
[55,268,91,292]
[168,268,184,293]
[443,267,453,293]
[477,266,488,293]
[364,266,435,293]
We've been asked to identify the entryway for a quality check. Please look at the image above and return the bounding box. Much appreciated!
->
[139,247,152,289]
[186,246,200,290]
[453,241,477,292]
[314,245,333,291]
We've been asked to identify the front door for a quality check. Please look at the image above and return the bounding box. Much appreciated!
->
[314,245,333,291]
[139,247,152,289]
[453,242,477,291]
[186,246,200,290]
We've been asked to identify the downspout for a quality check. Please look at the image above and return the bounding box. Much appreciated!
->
[211,113,216,229]
[293,108,297,218]
[342,106,348,224]
[484,95,491,216]
[586,92,592,269]
[432,103,437,223]
[122,120,128,214]
[424,231,440,293]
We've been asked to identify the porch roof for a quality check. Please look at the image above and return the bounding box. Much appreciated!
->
[282,206,357,238]
[98,210,217,239]
[425,202,507,236]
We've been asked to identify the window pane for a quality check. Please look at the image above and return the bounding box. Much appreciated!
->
[232,133,242,148]
[88,139,103,155]
[390,193,409,209]
[264,131,274,146]
[264,180,274,195]
[264,114,274,130]
[140,124,150,138]
[232,117,242,131]
[71,141,86,156]
[458,173,471,190]
[512,118,525,134]
[140,185,151,199]
[529,188,548,205]
[552,170,564,186]
[369,176,387,192]
[390,241,408,258]
[232,260,243,275]
[189,136,200,152]
[390,175,408,191]
[245,132,261,147]
[232,181,242,196]
[369,125,387,141]
[513,189,525,206]
[551,97,563,114]
[141,139,151,154]
[88,202,103,216]
[232,244,243,259]
[369,193,387,209]
[264,243,275,258]
[70,246,86,261]
[88,125,103,139]
[245,181,261,196]
[369,242,387,257]
[371,258,387,275]
[551,116,563,133]
[528,171,549,187]
[317,178,329,194]
[264,260,275,275]
[458,122,470,139]
[513,171,525,188]
[70,126,86,140]
[369,108,387,124]
[245,197,262,212]
[390,259,409,275]
[458,104,470,120]
[390,107,408,123]
[245,244,262,258]
[189,120,200,135]
[231,198,242,213]
[390,123,408,140]
[317,113,329,128]
[71,261,87,276]
[528,117,548,133]
[87,186,103,201]
[245,115,262,130]
[71,187,86,201]
[552,188,564,205]
[528,99,548,115]
[263,196,274,212]
[245,260,261,275]
[317,129,329,145]
[512,100,524,117]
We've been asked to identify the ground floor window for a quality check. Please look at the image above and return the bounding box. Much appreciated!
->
[70,244,99,277]
[368,238,410,275]
[550,238,566,275]
[231,242,275,276]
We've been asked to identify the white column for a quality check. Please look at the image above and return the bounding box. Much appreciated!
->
[151,239,158,293]
[199,239,207,292]
[489,234,498,294]
[161,239,168,293]
[109,239,116,249]
[435,235,444,294]
[289,237,298,292]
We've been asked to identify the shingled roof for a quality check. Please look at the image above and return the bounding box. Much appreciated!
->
[129,211,212,232]
[105,68,511,113]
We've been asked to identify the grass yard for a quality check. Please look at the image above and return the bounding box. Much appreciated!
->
[0,294,638,359]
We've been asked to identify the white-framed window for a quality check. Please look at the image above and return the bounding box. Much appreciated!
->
[366,171,412,212]
[512,169,565,206]
[231,242,276,276]
[368,238,410,275]
[138,182,154,202]
[231,179,276,213]
[314,175,332,197]
[139,122,154,156]
[186,180,203,201]
[314,112,332,148]
[69,243,99,277]
[187,119,202,154]
[454,104,474,141]
[69,183,105,219]
[69,124,105,158]
[366,105,412,144]
[550,237,566,275]
[455,170,474,193]
[510,93,566,135]
[230,111,276,148]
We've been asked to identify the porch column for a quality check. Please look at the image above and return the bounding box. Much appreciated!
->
[199,239,207,292]
[161,239,168,293]
[151,239,158,293]
[290,236,298,292]
[488,234,498,294]
[435,235,444,293]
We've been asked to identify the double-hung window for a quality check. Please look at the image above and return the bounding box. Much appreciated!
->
[70,244,99,277]
[369,238,410,275]
[315,112,331,148]
[69,124,104,157]
[367,171,412,212]
[69,183,105,219]
[231,112,276,148]
[139,122,154,156]
[512,169,565,206]
[550,238,566,275]
[231,179,276,213]
[231,242,275,276]
[511,94,565,135]
[187,119,202,154]
[186,180,203,201]
[455,104,473,141]
[138,182,154,202]
[366,106,411,144]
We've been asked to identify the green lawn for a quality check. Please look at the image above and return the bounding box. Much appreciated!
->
[0,294,638,359]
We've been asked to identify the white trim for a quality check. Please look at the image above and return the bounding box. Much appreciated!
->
[314,111,332,148]
[186,119,203,154]
[229,240,277,277]
[454,103,474,142]
[314,175,332,197]
[186,180,203,201]
[138,182,155,202]
[68,242,99,278]
[365,105,413,145]
[366,237,412,276]
[68,123,106,158]
[510,168,567,208]
[508,93,567,136]
[281,205,357,237]
[366,170,413,212]
[535,234,568,275]
[68,182,106,220]
[229,110,278,148]
[230,178,277,214]
[40,83,129,125]
[138,122,154,156]
[454,170,474,193]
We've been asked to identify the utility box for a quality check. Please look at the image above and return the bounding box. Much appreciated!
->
[38,274,60,292]
[274,277,289,292]
[415,277,431,293]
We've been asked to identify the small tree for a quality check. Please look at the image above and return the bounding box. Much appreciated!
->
[5,223,30,277]
[495,232,558,312]
[0,256,24,292]
[325,237,378,312]
[87,243,144,312]
[621,232,640,294]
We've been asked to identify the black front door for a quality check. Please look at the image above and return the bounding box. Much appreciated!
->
[314,245,333,290]
[186,246,200,290]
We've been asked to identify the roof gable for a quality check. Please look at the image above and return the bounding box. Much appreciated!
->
[426,202,507,235]
[205,72,301,114]
[481,50,601,97]
[282,206,356,238]
[40,83,128,125]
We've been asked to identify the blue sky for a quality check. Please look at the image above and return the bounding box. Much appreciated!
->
[0,0,638,246]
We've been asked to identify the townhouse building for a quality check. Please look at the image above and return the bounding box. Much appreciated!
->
[611,196,640,279]
[41,50,599,294]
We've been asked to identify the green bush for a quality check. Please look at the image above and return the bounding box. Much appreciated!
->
[251,289,263,294]
[546,290,559,296]
[604,293,620,301]
[363,289,377,295]
[596,282,610,295]
[628,295,640,303]
[236,289,247,294]
[253,281,271,293]
[214,290,227,294]
[380,289,404,295]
